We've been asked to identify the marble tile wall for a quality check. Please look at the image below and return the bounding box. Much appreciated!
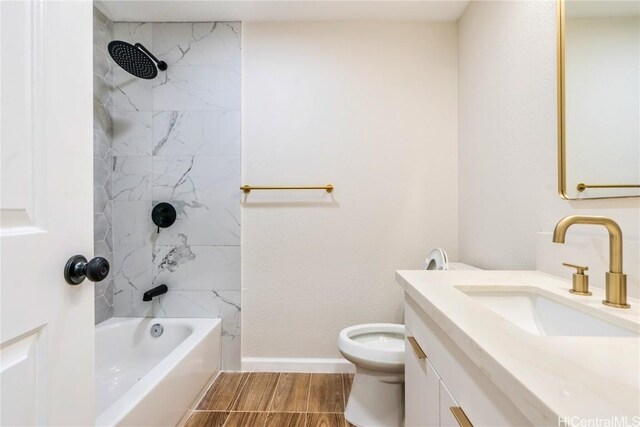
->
[93,7,115,324]
[108,22,242,369]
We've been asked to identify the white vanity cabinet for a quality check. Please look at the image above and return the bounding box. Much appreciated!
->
[405,333,439,427]
[404,295,531,427]
[439,381,466,427]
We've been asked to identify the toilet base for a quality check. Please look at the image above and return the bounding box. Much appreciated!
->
[344,366,404,427]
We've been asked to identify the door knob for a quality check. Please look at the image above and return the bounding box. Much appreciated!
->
[64,255,110,285]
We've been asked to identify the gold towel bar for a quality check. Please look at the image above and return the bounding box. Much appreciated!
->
[241,184,334,194]
[577,183,640,192]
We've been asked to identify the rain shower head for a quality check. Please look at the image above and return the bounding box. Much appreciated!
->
[107,41,167,80]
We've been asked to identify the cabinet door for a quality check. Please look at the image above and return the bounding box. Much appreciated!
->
[405,333,439,427]
[440,381,473,427]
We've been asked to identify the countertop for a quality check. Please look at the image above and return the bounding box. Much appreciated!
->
[396,270,640,426]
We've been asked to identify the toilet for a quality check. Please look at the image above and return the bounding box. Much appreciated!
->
[338,249,478,427]
[338,323,405,427]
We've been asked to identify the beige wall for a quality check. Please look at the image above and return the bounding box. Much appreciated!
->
[458,1,640,270]
[242,22,458,358]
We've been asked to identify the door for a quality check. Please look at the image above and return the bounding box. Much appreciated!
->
[1,1,95,425]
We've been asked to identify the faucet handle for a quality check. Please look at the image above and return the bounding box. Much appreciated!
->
[562,263,591,296]
[562,263,588,274]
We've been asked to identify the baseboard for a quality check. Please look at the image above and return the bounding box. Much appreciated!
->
[242,357,355,373]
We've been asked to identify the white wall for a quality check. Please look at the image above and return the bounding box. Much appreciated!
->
[242,22,458,358]
[458,1,640,271]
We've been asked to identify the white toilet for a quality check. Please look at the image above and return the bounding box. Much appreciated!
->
[338,323,406,427]
[338,249,478,427]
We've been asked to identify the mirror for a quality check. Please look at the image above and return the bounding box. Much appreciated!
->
[558,0,640,199]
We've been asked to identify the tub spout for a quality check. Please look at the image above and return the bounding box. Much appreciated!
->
[143,284,168,301]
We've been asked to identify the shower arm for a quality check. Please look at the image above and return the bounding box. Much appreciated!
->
[135,43,167,70]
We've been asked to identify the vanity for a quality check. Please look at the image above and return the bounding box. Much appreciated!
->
[397,270,640,427]
[395,0,640,422]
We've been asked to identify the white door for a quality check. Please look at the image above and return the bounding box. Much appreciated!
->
[1,1,95,425]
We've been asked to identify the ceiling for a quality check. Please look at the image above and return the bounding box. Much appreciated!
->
[95,0,471,22]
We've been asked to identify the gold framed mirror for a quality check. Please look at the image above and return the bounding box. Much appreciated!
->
[557,0,640,199]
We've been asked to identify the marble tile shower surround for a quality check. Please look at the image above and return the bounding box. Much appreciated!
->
[107,22,241,369]
[93,8,115,324]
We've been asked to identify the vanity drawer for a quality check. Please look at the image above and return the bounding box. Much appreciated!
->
[405,327,439,427]
[405,295,531,427]
[440,381,474,427]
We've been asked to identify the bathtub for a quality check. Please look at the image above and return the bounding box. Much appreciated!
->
[95,317,221,426]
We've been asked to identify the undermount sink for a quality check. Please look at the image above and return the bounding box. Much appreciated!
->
[457,287,639,337]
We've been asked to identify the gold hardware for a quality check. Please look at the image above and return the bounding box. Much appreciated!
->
[450,407,473,427]
[553,215,630,308]
[562,263,591,296]
[407,336,426,360]
[577,183,640,192]
[557,0,567,199]
[240,184,334,194]
[603,272,630,308]
[556,0,639,200]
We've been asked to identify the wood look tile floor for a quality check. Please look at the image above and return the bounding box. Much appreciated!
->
[185,372,355,427]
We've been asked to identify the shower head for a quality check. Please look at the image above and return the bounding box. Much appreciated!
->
[107,41,167,80]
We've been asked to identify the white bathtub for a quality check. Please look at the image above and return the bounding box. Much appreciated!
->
[95,317,221,426]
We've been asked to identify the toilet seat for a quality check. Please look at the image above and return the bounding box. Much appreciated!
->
[338,323,405,372]
[425,247,449,270]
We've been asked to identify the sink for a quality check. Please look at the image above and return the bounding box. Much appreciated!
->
[457,287,639,337]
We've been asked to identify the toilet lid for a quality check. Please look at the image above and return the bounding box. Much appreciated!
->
[425,248,448,270]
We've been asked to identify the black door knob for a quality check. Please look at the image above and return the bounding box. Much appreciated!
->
[64,255,110,285]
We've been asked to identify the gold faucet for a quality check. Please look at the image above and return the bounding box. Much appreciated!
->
[553,215,630,308]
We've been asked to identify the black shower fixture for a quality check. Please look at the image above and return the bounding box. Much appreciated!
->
[152,202,177,233]
[107,40,167,80]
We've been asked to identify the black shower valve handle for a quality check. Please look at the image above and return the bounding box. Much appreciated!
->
[152,202,177,233]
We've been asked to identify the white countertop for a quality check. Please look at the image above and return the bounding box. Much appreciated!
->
[396,270,640,426]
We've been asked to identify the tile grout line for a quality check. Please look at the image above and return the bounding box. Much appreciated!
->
[305,373,313,413]
[228,371,252,411]
[341,374,347,411]
[304,373,314,427]
[221,372,253,427]
[218,411,232,427]
[342,374,351,427]
[257,372,281,427]
[265,372,282,413]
